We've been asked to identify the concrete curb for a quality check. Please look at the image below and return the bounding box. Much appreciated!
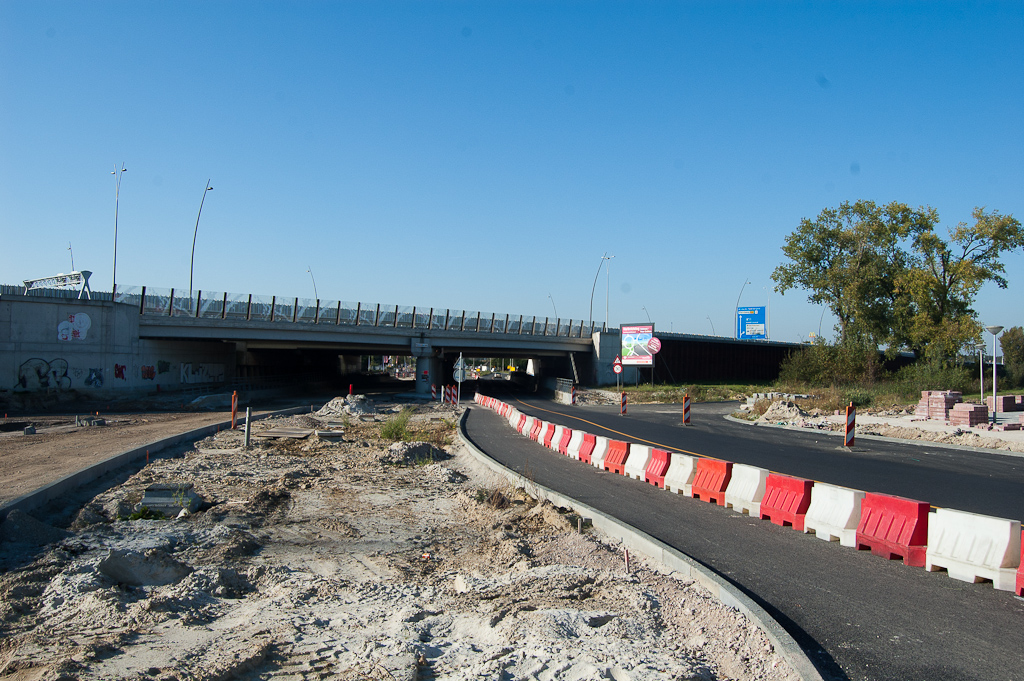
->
[723,413,1024,460]
[458,406,825,681]
[0,406,312,522]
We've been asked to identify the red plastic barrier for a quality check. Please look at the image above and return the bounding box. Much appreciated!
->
[529,420,543,441]
[691,459,732,506]
[604,440,630,475]
[579,434,597,464]
[542,423,557,448]
[855,493,930,567]
[557,428,573,455]
[645,448,672,488]
[516,414,527,433]
[1015,529,1023,597]
[760,474,814,530]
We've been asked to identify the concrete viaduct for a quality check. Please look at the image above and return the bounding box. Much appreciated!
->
[1,283,799,399]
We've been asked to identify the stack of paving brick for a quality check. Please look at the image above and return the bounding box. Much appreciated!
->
[949,403,988,427]
[917,391,962,421]
[986,395,1019,412]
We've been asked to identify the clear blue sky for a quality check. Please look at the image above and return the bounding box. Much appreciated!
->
[2,1,1021,344]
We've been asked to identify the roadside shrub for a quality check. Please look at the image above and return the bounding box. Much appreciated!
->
[779,341,881,386]
[380,408,413,441]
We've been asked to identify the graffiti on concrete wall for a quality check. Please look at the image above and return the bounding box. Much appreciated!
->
[114,364,126,380]
[14,358,71,392]
[180,363,225,384]
[85,368,104,387]
[57,313,92,342]
[141,365,156,380]
[157,361,171,374]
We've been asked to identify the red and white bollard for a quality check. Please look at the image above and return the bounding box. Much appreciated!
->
[431,384,437,401]
[571,385,577,405]
[620,392,627,416]
[845,402,856,447]
[683,393,691,425]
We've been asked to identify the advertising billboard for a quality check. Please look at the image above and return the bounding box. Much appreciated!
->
[621,324,655,366]
[737,306,767,340]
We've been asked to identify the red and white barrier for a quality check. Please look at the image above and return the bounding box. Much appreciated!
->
[683,393,691,425]
[1017,530,1024,597]
[691,459,732,506]
[515,413,528,434]
[542,423,557,448]
[724,464,769,517]
[624,444,653,480]
[604,440,630,475]
[856,493,930,567]
[664,453,697,496]
[557,427,573,455]
[620,392,627,415]
[926,508,1021,591]
[549,425,566,452]
[760,474,814,531]
[590,436,611,469]
[803,483,866,547]
[645,448,672,488]
[566,430,585,460]
[845,403,855,447]
[578,433,597,464]
[529,419,544,441]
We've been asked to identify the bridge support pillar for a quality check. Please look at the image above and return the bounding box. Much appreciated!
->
[415,356,440,395]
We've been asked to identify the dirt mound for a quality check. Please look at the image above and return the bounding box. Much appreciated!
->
[758,400,808,424]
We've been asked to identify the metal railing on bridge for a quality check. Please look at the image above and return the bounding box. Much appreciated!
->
[17,284,599,338]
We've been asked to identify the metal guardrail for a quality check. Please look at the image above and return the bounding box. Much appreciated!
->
[2,282,604,339]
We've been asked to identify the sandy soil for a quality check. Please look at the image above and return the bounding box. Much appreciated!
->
[0,400,796,681]
[0,411,237,508]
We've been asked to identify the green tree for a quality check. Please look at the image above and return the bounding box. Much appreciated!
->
[901,208,1024,361]
[1001,326,1024,388]
[771,200,935,348]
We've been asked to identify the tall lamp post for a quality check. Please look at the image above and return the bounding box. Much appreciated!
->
[986,325,1003,424]
[735,279,751,338]
[307,266,318,300]
[763,286,771,340]
[548,294,557,319]
[707,316,716,335]
[588,253,614,332]
[642,306,651,323]
[189,180,214,310]
[975,342,986,404]
[111,164,127,298]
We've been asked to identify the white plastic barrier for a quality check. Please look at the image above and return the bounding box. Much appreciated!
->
[549,425,566,452]
[506,409,521,429]
[663,453,696,496]
[590,436,611,469]
[566,430,585,460]
[925,508,1022,591]
[803,483,865,547]
[624,444,653,481]
[724,464,769,516]
[521,416,536,438]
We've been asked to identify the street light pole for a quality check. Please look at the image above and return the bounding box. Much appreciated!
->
[111,164,127,298]
[588,253,613,332]
[548,294,557,319]
[763,286,771,340]
[189,179,214,309]
[976,342,986,404]
[642,306,651,323]
[605,255,614,330]
[307,266,318,300]
[707,316,716,336]
[986,325,1003,424]
[735,279,751,338]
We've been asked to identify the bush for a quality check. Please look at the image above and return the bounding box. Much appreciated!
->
[778,341,881,386]
[380,408,413,441]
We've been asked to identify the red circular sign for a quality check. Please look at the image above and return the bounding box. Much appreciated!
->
[613,364,622,374]
[648,337,662,354]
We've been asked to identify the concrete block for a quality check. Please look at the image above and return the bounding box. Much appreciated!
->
[724,464,769,517]
[926,508,1021,591]
[804,483,865,547]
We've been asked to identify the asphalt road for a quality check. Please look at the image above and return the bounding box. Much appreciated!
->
[462,394,1024,681]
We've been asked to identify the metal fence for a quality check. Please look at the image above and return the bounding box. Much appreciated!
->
[2,283,607,338]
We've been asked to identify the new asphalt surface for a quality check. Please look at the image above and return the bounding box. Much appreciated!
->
[462,392,1024,681]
